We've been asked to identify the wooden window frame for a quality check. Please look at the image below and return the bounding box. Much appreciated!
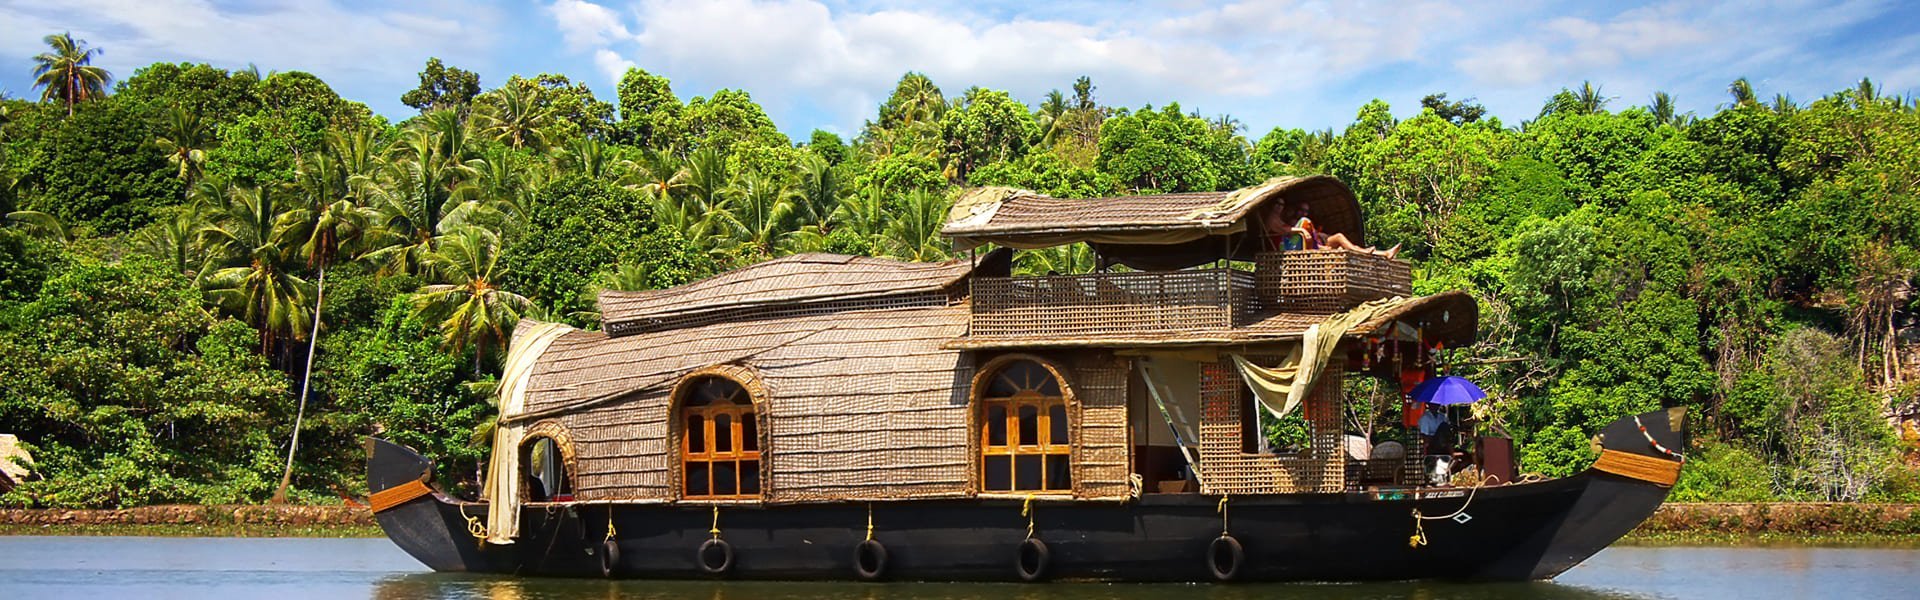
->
[677,375,764,501]
[976,357,1074,494]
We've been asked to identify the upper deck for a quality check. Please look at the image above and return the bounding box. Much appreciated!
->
[953,249,1415,348]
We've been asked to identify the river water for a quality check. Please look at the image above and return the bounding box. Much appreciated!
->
[0,536,1913,599]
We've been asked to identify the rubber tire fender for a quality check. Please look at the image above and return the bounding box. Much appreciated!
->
[853,538,888,581]
[1208,534,1244,582]
[599,538,621,578]
[697,538,735,575]
[1015,538,1050,582]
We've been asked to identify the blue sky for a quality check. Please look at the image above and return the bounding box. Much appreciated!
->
[4,0,1918,139]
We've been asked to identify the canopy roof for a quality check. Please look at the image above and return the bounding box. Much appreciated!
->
[943,175,1366,269]
[598,251,1007,336]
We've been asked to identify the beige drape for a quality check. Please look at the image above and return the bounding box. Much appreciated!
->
[1231,297,1412,419]
[483,321,572,545]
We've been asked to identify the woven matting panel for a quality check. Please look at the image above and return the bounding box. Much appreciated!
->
[970,269,1255,340]
[1069,353,1132,499]
[1256,250,1411,313]
[528,303,974,503]
[1196,359,1345,495]
[600,253,976,335]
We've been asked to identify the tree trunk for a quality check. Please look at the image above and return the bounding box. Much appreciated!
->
[271,264,326,504]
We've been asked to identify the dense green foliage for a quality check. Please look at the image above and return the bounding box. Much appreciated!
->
[1,33,1917,507]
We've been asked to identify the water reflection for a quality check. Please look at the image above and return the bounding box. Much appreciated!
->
[370,573,1658,600]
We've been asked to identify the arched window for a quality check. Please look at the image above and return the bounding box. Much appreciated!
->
[978,358,1072,493]
[522,436,573,502]
[678,375,762,500]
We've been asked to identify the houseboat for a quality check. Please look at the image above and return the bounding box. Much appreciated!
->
[367,175,1686,582]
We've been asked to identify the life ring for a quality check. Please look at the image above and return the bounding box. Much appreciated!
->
[1015,538,1050,581]
[599,538,621,577]
[697,538,734,575]
[853,539,888,580]
[1208,535,1244,581]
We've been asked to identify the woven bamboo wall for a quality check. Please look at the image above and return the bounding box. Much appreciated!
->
[1196,359,1345,495]
[1068,353,1132,499]
[969,269,1256,339]
[523,298,974,503]
[1255,250,1412,313]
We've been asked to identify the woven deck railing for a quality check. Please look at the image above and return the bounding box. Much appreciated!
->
[1255,250,1412,313]
[968,269,1256,340]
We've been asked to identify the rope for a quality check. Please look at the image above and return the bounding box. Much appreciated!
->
[457,502,488,541]
[368,479,433,513]
[1408,477,1485,548]
[1217,495,1230,536]
[605,505,617,543]
[1593,449,1683,486]
[865,502,874,541]
[1126,473,1144,501]
[1409,512,1427,548]
[1022,495,1036,539]
[1634,414,1686,461]
[709,505,722,540]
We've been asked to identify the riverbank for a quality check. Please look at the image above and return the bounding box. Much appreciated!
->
[4,502,1918,543]
[0,504,379,537]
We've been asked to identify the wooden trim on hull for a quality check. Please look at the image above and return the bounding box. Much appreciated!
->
[365,409,1682,583]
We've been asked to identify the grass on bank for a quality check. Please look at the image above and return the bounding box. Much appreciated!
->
[0,523,384,538]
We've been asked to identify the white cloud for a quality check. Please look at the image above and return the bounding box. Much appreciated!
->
[0,0,496,87]
[593,48,637,84]
[546,0,633,51]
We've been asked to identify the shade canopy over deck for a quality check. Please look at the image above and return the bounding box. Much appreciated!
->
[943,175,1366,270]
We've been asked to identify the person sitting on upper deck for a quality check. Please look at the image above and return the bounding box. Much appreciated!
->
[1263,200,1399,258]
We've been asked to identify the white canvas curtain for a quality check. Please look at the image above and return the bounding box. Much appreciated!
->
[482,321,572,545]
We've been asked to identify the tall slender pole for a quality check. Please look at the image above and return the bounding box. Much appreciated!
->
[272,264,325,503]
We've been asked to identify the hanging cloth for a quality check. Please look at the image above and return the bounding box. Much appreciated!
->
[483,320,573,545]
[1231,297,1413,419]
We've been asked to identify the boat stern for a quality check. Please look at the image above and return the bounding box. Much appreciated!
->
[366,437,492,572]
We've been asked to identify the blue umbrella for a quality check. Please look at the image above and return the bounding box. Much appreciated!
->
[1410,376,1487,405]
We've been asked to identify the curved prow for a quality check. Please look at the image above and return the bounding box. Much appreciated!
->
[1511,408,1689,580]
[365,437,490,572]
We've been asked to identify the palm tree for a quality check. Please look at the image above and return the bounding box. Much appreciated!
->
[881,189,950,262]
[139,204,207,275]
[1728,77,1759,107]
[359,128,479,275]
[1770,93,1797,115]
[271,188,373,504]
[1574,81,1609,114]
[653,147,732,250]
[199,184,313,354]
[716,171,796,257]
[155,107,218,200]
[31,32,111,116]
[1854,77,1879,107]
[1210,114,1243,135]
[832,189,889,251]
[1036,90,1069,147]
[630,148,689,200]
[4,210,73,243]
[789,154,842,232]
[555,136,624,182]
[477,84,552,151]
[412,225,534,373]
[1649,92,1677,127]
[1016,243,1095,275]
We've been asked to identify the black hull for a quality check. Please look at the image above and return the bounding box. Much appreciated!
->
[369,410,1683,582]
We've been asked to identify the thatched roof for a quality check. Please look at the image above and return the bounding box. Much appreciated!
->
[522,302,978,503]
[943,175,1366,269]
[599,252,1005,337]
